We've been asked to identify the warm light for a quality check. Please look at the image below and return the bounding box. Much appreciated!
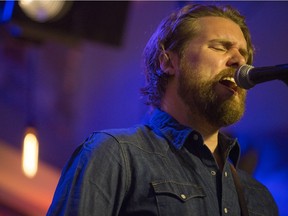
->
[22,127,39,178]
[18,0,71,22]
[19,0,33,6]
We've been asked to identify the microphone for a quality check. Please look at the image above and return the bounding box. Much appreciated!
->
[234,64,288,89]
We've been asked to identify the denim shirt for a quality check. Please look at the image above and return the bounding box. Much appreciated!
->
[47,109,278,216]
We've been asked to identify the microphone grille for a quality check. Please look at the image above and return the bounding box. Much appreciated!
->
[235,64,255,89]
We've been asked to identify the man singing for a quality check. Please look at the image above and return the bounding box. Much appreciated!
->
[47,3,278,216]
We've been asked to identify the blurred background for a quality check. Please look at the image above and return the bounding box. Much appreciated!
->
[0,1,287,215]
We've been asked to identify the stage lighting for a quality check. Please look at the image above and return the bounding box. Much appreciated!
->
[11,1,129,46]
[22,127,39,178]
[18,0,72,23]
[0,1,15,23]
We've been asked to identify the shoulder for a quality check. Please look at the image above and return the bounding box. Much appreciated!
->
[82,125,151,147]
[101,125,148,141]
[79,124,167,158]
[237,169,269,191]
[80,124,158,152]
[237,169,278,215]
[61,127,149,178]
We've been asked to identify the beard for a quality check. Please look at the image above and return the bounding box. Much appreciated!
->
[178,64,247,128]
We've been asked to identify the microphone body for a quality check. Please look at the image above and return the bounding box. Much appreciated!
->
[235,64,288,89]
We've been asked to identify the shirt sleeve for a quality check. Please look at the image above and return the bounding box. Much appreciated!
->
[46,132,128,216]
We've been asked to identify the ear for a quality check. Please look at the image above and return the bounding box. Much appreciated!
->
[159,51,178,76]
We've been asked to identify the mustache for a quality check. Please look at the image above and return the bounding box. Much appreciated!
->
[215,68,236,81]
[212,68,247,95]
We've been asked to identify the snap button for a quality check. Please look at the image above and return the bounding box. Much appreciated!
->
[224,207,228,213]
[180,194,187,200]
[211,170,216,175]
[193,134,198,141]
[224,172,228,177]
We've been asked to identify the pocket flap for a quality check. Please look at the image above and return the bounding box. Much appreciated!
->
[151,180,206,202]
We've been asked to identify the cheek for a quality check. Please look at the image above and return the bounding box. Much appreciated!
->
[185,54,222,79]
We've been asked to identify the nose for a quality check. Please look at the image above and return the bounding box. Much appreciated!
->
[226,49,246,68]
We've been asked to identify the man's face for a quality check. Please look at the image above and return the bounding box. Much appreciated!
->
[177,16,248,128]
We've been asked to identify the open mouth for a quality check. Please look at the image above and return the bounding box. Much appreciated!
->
[219,77,238,92]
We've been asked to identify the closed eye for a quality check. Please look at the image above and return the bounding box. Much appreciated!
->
[208,40,229,52]
[208,40,248,61]
[209,45,227,52]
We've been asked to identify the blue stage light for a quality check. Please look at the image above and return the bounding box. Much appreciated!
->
[0,1,15,23]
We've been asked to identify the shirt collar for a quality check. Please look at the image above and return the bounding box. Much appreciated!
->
[146,108,241,166]
[147,108,192,150]
[218,132,241,167]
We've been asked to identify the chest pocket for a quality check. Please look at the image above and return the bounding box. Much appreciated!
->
[151,181,206,215]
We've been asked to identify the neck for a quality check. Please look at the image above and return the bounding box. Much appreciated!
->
[160,83,222,153]
[186,111,220,153]
[161,99,227,170]
[162,100,220,152]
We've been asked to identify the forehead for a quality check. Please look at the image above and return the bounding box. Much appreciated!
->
[193,16,247,49]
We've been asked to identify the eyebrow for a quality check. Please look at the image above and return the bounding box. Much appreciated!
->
[209,39,249,60]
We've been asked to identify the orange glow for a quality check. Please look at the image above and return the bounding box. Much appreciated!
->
[22,127,39,178]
